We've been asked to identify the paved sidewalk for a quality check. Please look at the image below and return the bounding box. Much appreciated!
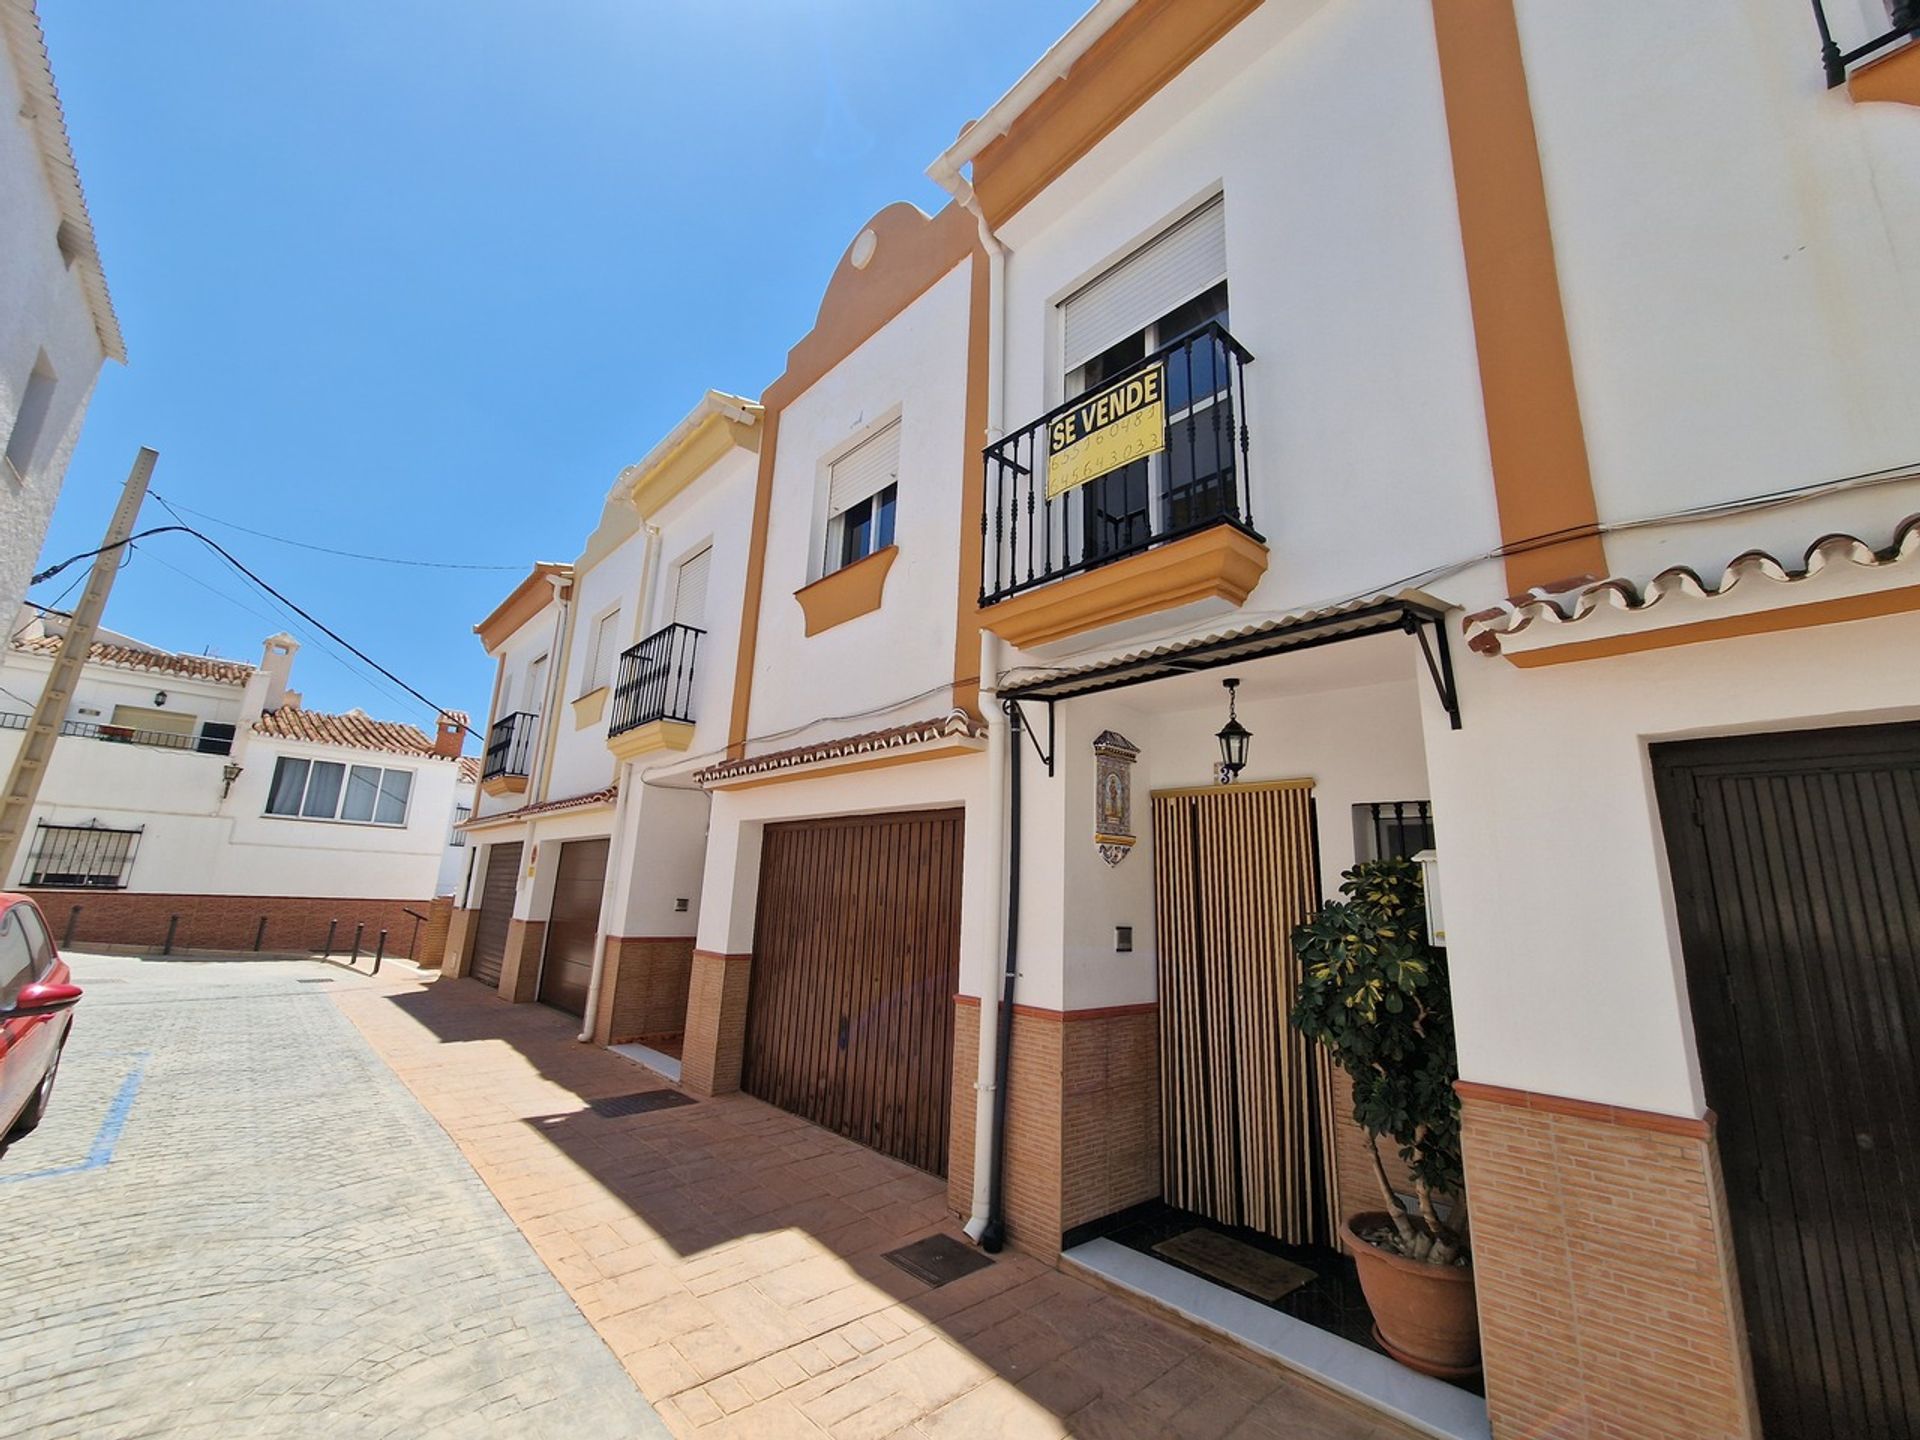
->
[336,969,1419,1439]
[0,953,666,1440]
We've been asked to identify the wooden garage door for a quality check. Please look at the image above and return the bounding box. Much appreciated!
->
[470,842,521,989]
[539,838,608,1017]
[744,810,963,1175]
[1653,724,1920,1439]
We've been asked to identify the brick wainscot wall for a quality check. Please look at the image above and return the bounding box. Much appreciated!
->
[34,889,448,964]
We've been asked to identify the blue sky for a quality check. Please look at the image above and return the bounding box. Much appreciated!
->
[34,0,1085,736]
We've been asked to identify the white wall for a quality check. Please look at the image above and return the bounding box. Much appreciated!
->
[548,442,756,800]
[0,31,111,634]
[0,727,459,901]
[744,260,974,746]
[0,647,246,735]
[435,777,475,896]
[475,594,563,817]
[1013,633,1431,1013]
[1515,0,1920,586]
[1424,607,1920,1120]
[993,0,1502,643]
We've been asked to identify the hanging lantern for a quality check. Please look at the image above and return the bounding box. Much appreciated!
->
[1215,677,1251,782]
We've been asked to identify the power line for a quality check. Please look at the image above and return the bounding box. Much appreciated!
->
[31,524,460,726]
[150,492,523,572]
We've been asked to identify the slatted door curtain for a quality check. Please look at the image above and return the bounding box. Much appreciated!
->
[1153,780,1342,1243]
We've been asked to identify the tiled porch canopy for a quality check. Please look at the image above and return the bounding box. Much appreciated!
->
[997,591,1460,730]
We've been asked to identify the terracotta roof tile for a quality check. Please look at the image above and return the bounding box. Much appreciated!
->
[457,755,482,784]
[693,712,986,787]
[460,786,617,828]
[1463,513,1920,655]
[253,706,458,761]
[9,634,253,684]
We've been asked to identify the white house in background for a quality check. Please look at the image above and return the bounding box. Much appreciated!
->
[0,0,125,632]
[0,608,469,960]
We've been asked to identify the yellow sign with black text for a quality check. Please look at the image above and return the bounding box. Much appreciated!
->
[1046,364,1166,499]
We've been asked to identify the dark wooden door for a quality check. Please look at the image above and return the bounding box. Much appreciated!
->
[470,842,521,989]
[1653,723,1920,1440]
[744,810,963,1176]
[539,838,608,1017]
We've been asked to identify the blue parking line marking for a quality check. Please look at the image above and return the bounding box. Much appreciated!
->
[0,1055,147,1184]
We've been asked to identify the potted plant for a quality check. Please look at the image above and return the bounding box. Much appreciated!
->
[1290,858,1478,1378]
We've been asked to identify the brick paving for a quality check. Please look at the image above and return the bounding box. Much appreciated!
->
[0,953,667,1440]
[336,968,1422,1439]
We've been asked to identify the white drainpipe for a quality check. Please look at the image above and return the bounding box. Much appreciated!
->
[577,522,662,1044]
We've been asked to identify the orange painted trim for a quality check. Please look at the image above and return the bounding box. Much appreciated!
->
[1503,582,1920,668]
[1848,41,1920,106]
[981,524,1268,650]
[952,246,992,720]
[702,739,984,792]
[474,563,571,652]
[970,0,1264,228]
[1430,0,1607,595]
[793,546,898,636]
[953,993,981,1008]
[691,949,752,965]
[726,203,980,758]
[1456,1080,1714,1139]
[480,772,528,798]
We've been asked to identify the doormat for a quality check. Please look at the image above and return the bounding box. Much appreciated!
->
[1151,1228,1315,1302]
[587,1090,696,1118]
[883,1234,994,1288]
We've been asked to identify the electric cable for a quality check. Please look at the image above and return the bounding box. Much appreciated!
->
[148,492,523,572]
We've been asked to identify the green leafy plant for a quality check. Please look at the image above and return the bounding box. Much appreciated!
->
[1290,859,1467,1265]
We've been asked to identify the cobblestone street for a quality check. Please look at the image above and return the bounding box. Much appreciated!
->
[0,953,666,1440]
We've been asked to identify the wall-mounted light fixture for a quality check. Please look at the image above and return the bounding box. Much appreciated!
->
[153,690,169,707]
[220,762,243,799]
[1215,677,1251,782]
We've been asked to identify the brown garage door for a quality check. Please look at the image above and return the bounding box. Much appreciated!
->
[470,842,521,989]
[539,838,608,1017]
[744,810,963,1176]
[1653,723,1920,1439]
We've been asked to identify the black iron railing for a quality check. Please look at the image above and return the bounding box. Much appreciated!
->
[980,320,1256,608]
[1362,801,1436,863]
[56,718,235,754]
[608,623,704,738]
[1814,0,1920,84]
[483,711,538,780]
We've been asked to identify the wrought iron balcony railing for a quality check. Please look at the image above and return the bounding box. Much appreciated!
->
[1814,0,1920,84]
[482,711,538,781]
[980,320,1256,608]
[607,623,704,739]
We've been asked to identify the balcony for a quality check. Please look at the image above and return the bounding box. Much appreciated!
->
[607,623,703,761]
[1815,0,1920,89]
[482,711,538,796]
[978,320,1268,653]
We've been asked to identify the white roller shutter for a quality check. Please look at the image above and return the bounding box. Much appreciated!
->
[672,546,711,629]
[826,420,901,519]
[1061,196,1227,374]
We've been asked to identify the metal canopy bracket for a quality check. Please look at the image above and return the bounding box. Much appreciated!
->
[1004,697,1056,777]
[999,599,1464,732]
[1402,610,1463,731]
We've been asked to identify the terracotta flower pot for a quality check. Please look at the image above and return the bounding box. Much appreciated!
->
[1342,1211,1481,1379]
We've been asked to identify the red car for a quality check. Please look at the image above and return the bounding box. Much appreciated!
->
[0,895,82,1144]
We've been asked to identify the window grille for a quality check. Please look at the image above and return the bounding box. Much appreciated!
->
[1355,801,1435,863]
[24,821,142,889]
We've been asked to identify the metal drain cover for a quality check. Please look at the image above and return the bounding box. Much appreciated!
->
[588,1090,695,1118]
[882,1234,993,1288]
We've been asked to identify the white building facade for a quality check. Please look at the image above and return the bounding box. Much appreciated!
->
[444,5,1920,1436]
[0,0,124,633]
[2,613,468,961]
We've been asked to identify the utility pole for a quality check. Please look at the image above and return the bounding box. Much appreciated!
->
[0,447,156,881]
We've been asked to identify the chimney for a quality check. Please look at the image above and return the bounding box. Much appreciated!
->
[433,710,469,759]
[260,633,299,710]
